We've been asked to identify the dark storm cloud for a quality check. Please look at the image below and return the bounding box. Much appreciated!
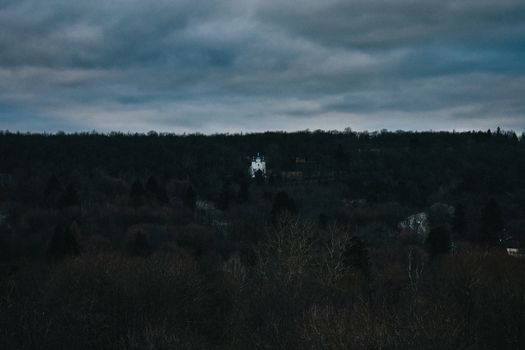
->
[257,0,525,49]
[0,0,524,132]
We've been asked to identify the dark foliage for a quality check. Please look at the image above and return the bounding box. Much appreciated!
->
[57,184,80,209]
[130,232,151,257]
[130,179,144,198]
[237,179,250,203]
[453,203,467,238]
[426,224,451,258]
[0,234,9,261]
[335,143,346,161]
[46,225,80,262]
[0,129,524,349]
[317,212,328,229]
[271,190,297,217]
[44,175,61,198]
[479,198,504,245]
[183,185,197,211]
[145,176,159,194]
[254,169,265,185]
[217,181,233,211]
[343,236,370,277]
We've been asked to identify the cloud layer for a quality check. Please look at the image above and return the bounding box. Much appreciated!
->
[1,0,524,132]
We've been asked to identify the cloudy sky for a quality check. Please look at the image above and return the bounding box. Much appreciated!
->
[1,0,524,133]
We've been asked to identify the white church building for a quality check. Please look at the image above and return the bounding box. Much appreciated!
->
[250,153,266,178]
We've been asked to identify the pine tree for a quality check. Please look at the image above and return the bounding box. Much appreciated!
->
[271,191,297,217]
[145,176,169,204]
[453,204,467,238]
[47,225,80,262]
[130,232,151,257]
[156,186,169,204]
[0,233,9,262]
[343,237,370,277]
[268,173,276,185]
[145,176,158,194]
[335,143,345,161]
[44,174,61,198]
[130,179,144,198]
[254,169,265,185]
[426,224,451,258]
[217,181,233,211]
[183,185,197,211]
[57,184,80,209]
[479,198,504,246]
[238,179,250,203]
[318,213,328,229]
[43,174,62,208]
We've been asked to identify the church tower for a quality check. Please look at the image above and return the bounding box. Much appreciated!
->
[250,153,266,178]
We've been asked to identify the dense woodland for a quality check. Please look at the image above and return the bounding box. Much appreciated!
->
[1,128,525,349]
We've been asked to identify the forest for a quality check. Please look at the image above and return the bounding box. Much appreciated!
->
[0,128,525,349]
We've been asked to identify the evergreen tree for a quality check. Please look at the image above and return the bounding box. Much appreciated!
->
[335,143,345,161]
[254,169,265,185]
[43,174,62,208]
[453,204,467,238]
[145,176,169,204]
[0,232,9,262]
[57,184,80,209]
[426,224,451,258]
[237,179,250,203]
[130,232,151,257]
[409,136,420,149]
[46,225,80,262]
[343,236,370,277]
[145,176,159,194]
[156,186,169,205]
[183,185,197,211]
[44,174,61,198]
[318,213,328,229]
[268,173,276,185]
[271,191,297,217]
[479,198,504,245]
[130,179,144,198]
[217,181,233,211]
[233,170,246,186]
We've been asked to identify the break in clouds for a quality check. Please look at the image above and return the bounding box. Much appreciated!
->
[0,0,524,133]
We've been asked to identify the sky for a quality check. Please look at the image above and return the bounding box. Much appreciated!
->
[0,0,524,133]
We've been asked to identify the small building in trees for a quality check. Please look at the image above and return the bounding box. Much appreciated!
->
[281,171,304,181]
[295,157,306,164]
[250,153,266,178]
[503,239,525,257]
[506,247,525,257]
[399,212,429,238]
